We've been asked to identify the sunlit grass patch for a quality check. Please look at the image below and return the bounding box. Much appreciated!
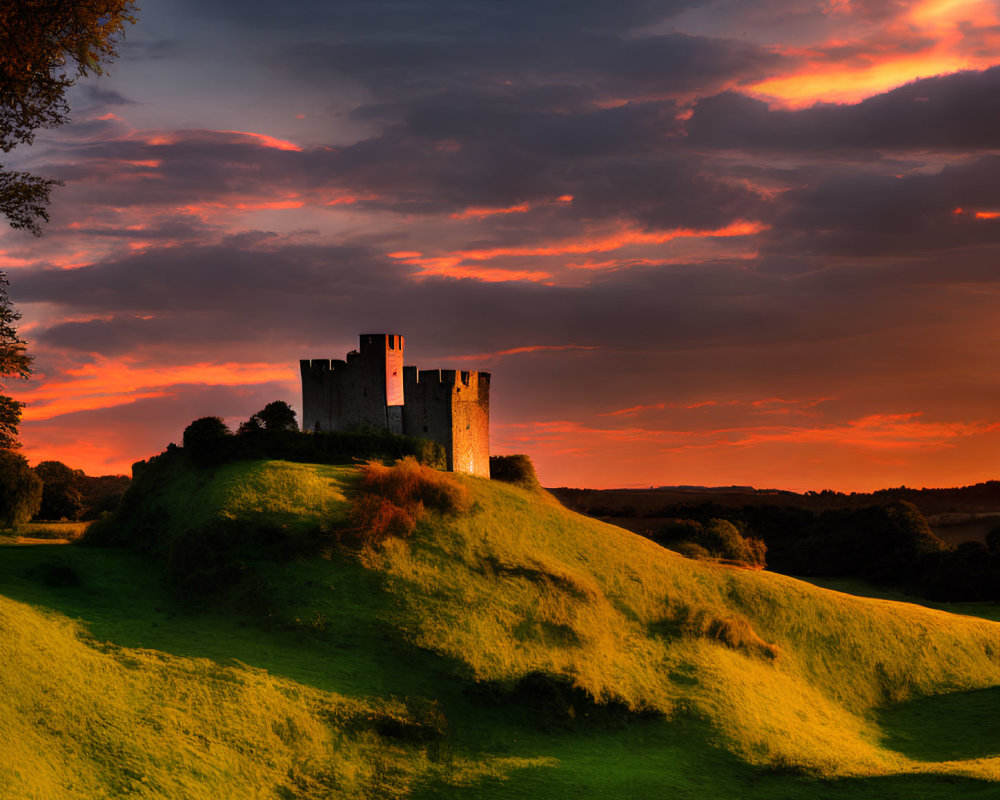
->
[649,602,780,661]
[0,521,90,543]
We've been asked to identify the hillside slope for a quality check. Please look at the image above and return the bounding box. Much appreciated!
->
[4,457,1000,798]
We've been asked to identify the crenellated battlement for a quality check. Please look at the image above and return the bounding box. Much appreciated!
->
[302,334,490,476]
[300,358,349,373]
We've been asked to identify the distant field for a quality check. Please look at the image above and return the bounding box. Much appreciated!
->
[4,459,1000,798]
[0,521,90,544]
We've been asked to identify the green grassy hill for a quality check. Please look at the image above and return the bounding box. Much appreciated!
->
[4,458,1000,798]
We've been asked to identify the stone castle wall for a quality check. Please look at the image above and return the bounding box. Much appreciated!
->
[300,334,490,477]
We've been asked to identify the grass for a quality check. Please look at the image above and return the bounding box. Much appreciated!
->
[4,458,1000,797]
[0,521,90,544]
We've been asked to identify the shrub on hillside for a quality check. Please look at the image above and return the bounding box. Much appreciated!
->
[350,457,470,545]
[652,518,767,568]
[489,454,540,489]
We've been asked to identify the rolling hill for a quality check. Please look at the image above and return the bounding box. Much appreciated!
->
[4,457,1000,798]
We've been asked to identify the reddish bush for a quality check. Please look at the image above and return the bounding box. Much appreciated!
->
[350,457,470,544]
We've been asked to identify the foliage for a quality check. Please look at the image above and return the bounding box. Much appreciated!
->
[1,0,137,233]
[652,518,767,568]
[28,460,128,521]
[243,399,298,431]
[350,457,471,545]
[0,450,42,527]
[181,415,232,466]
[490,453,541,489]
[643,500,964,597]
[177,414,446,470]
[33,460,85,520]
[76,472,130,518]
[0,273,31,448]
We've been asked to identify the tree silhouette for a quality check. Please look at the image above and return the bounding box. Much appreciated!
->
[1,0,137,233]
[0,450,42,528]
[0,274,31,448]
[245,401,298,432]
[33,460,85,520]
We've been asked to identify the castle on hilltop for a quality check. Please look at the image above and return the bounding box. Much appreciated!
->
[300,334,490,477]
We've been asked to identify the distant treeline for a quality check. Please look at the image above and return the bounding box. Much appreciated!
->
[33,461,130,522]
[553,480,1000,519]
[644,501,1000,602]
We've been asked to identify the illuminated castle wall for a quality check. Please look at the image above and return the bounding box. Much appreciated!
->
[300,334,490,477]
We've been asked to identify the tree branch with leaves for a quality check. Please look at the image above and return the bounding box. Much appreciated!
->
[1,0,138,234]
[0,273,31,448]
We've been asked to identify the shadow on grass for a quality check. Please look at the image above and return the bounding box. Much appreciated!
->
[0,542,459,704]
[8,544,1000,800]
[877,686,1000,761]
[415,710,1000,800]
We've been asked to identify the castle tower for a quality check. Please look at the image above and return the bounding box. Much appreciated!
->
[300,334,405,434]
[300,333,489,477]
[402,368,490,477]
[358,333,405,434]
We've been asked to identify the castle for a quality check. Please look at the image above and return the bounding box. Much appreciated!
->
[300,334,491,477]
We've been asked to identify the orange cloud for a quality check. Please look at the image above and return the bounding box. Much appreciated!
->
[601,402,667,417]
[216,130,303,152]
[414,265,553,283]
[451,194,574,220]
[451,203,531,220]
[20,438,136,477]
[500,411,997,454]
[443,344,601,362]
[748,0,1000,107]
[20,359,296,421]
[492,410,1000,491]
[176,191,356,220]
[454,220,767,261]
[390,220,767,281]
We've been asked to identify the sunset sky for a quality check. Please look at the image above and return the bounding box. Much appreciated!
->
[3,0,1000,490]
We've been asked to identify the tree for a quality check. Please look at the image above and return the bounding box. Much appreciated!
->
[245,400,298,432]
[0,273,31,448]
[1,0,137,234]
[0,450,42,528]
[182,416,231,449]
[33,460,85,520]
[182,416,232,466]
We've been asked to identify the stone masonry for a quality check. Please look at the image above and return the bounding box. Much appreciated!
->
[300,334,490,477]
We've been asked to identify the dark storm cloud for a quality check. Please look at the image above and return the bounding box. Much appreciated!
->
[121,36,186,61]
[279,31,778,101]
[181,0,695,37]
[762,154,1000,258]
[688,67,1000,152]
[17,242,396,318]
[74,86,137,110]
[329,98,761,224]
[17,235,976,368]
[39,99,759,233]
